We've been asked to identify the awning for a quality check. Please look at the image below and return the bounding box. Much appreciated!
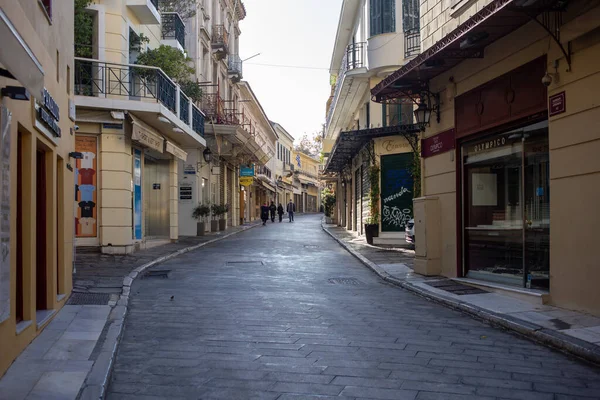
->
[76,109,121,124]
[130,114,164,153]
[0,8,44,99]
[258,179,276,193]
[371,0,558,101]
[165,141,187,161]
[324,124,421,173]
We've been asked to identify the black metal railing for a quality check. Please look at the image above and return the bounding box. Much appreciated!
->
[212,25,229,48]
[74,59,176,113]
[228,54,243,77]
[404,28,420,58]
[192,105,205,137]
[162,13,185,49]
[150,0,159,10]
[345,42,366,71]
[180,93,190,124]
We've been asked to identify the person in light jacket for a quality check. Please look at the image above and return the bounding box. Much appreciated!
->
[286,199,296,222]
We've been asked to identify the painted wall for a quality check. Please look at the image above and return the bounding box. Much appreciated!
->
[0,0,75,377]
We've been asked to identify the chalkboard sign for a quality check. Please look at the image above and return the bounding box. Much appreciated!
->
[380,153,413,232]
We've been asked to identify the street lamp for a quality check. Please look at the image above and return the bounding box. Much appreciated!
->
[203,147,212,163]
[414,99,431,127]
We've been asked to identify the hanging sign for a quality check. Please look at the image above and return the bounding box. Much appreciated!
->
[239,176,254,186]
[421,129,455,158]
[36,88,61,138]
[240,166,254,177]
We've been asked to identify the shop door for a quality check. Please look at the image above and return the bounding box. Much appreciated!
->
[380,153,414,232]
[35,150,48,311]
[227,168,233,227]
[354,168,360,232]
[462,121,549,288]
[143,158,170,238]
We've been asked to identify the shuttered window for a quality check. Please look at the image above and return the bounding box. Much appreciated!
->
[370,0,395,36]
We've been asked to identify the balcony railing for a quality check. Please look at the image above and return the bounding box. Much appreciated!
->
[212,25,229,50]
[150,0,159,9]
[228,54,243,81]
[162,13,185,49]
[75,58,205,137]
[326,42,367,129]
[404,28,420,58]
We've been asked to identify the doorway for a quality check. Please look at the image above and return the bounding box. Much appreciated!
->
[36,149,48,311]
[143,157,170,238]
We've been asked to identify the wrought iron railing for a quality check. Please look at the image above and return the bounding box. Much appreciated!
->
[150,0,159,10]
[228,54,243,77]
[192,105,205,137]
[162,13,185,49]
[326,42,367,129]
[404,28,420,58]
[180,92,190,124]
[212,25,229,48]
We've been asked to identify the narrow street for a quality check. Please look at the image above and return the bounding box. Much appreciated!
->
[107,214,600,400]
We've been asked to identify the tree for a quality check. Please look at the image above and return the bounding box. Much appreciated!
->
[295,125,324,157]
[159,0,198,19]
[74,0,93,58]
[135,45,195,82]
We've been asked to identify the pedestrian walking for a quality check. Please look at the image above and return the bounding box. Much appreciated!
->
[260,202,270,226]
[286,199,296,222]
[269,201,276,223]
[277,203,284,222]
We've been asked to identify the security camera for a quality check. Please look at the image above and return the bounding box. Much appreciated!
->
[74,125,80,131]
[541,72,552,87]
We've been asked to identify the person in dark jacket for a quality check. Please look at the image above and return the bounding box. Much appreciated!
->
[277,203,284,222]
[260,202,270,225]
[286,199,296,222]
[269,201,277,223]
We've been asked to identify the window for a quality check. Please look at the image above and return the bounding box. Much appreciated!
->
[56,51,60,82]
[366,103,371,129]
[39,0,52,22]
[370,0,395,36]
[67,65,71,95]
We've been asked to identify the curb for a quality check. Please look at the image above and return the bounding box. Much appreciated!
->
[321,223,600,367]
[79,223,260,400]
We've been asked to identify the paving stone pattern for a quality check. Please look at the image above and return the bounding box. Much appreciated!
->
[107,214,600,400]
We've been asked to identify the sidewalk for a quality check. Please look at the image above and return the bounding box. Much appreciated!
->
[0,221,260,400]
[322,222,600,365]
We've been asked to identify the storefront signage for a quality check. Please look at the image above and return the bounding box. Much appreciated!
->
[421,129,455,158]
[75,136,98,238]
[153,183,161,190]
[165,141,187,161]
[183,164,196,175]
[239,176,254,186]
[179,183,193,202]
[133,149,142,240]
[473,136,507,153]
[132,122,163,153]
[102,123,123,130]
[380,139,410,154]
[549,91,566,116]
[36,88,61,137]
[380,153,414,232]
[240,166,254,177]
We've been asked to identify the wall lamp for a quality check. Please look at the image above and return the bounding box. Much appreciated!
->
[414,90,440,130]
[1,86,29,101]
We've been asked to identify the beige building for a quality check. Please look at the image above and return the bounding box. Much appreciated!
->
[372,0,600,315]
[74,0,206,253]
[271,122,295,205]
[0,1,75,376]
[293,152,322,213]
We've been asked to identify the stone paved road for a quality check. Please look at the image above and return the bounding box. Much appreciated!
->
[107,214,600,400]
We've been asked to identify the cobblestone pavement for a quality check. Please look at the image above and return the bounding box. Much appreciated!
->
[107,214,600,400]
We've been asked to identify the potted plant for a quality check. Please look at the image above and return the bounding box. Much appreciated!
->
[321,187,336,224]
[210,204,220,232]
[364,164,381,245]
[218,204,229,231]
[191,203,210,236]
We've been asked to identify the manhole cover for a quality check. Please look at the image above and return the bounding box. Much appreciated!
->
[425,280,488,295]
[143,269,171,279]
[226,261,264,266]
[328,277,362,285]
[67,293,111,305]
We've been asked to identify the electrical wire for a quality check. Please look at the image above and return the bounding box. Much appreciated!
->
[245,63,329,71]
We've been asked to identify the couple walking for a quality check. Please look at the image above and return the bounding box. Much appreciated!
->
[261,199,296,225]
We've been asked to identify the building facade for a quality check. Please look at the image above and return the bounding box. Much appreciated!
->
[74,0,206,254]
[293,152,322,213]
[323,0,421,245]
[371,0,600,315]
[0,0,75,376]
[271,122,295,206]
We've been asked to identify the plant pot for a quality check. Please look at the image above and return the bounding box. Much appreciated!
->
[219,218,226,231]
[211,220,219,232]
[325,217,333,224]
[364,224,379,245]
[196,222,205,236]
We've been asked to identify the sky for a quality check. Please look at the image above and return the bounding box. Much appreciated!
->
[239,0,343,141]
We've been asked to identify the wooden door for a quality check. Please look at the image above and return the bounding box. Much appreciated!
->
[36,150,47,311]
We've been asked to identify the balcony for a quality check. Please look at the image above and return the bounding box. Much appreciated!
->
[162,13,185,51]
[74,58,206,146]
[211,25,229,60]
[404,28,420,58]
[127,0,161,25]
[228,54,243,83]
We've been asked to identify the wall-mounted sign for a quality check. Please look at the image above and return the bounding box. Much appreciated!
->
[183,164,196,175]
[421,129,455,158]
[36,88,61,137]
[239,176,254,186]
[549,91,566,117]
[131,120,163,153]
[179,183,193,202]
[153,183,161,190]
[102,123,123,130]
[165,141,187,161]
[240,166,254,177]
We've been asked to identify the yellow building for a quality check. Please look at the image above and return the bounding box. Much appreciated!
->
[293,152,322,213]
[0,1,75,376]
[74,1,206,253]
[372,0,600,315]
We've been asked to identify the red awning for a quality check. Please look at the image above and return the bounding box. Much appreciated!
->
[371,0,561,101]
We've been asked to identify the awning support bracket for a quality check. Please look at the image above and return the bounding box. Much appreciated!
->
[527,10,571,71]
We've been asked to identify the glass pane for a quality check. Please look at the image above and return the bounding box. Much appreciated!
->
[463,134,524,285]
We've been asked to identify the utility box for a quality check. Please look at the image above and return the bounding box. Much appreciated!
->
[413,196,442,276]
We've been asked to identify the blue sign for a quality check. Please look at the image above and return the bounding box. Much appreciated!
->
[240,166,254,177]
[296,154,301,168]
[133,149,142,240]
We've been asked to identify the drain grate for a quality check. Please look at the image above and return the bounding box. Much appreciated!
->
[67,293,111,305]
[143,269,171,279]
[425,280,488,295]
[328,277,362,285]
[226,261,264,266]
[303,245,319,249]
